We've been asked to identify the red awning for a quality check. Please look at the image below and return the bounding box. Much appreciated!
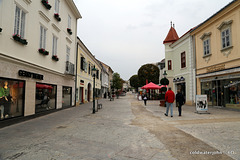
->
[36,84,53,89]
[141,82,161,89]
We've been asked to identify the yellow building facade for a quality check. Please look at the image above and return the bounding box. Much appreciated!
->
[76,38,101,105]
[191,0,240,109]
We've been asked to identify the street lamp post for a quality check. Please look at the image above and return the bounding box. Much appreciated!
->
[92,67,97,114]
[163,70,167,78]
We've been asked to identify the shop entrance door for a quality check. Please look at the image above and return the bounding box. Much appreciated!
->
[212,80,223,107]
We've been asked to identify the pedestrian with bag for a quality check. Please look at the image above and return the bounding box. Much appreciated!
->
[164,87,175,117]
[176,90,185,116]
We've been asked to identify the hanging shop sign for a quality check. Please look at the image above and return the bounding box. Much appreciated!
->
[173,76,185,83]
[206,64,225,73]
[18,70,44,80]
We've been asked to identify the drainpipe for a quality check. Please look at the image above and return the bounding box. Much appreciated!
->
[192,34,196,105]
[75,39,78,107]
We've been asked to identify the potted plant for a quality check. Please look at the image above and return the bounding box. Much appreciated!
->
[52,55,59,61]
[41,0,51,10]
[54,13,61,21]
[67,28,72,35]
[38,48,49,55]
[12,34,28,45]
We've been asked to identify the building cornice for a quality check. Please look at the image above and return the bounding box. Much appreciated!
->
[65,0,82,19]
[191,0,239,35]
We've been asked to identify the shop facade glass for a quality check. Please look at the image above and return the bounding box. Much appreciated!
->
[62,86,72,108]
[35,83,56,113]
[0,78,25,120]
[201,78,240,109]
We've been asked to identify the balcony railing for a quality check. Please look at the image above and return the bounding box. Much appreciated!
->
[65,61,74,75]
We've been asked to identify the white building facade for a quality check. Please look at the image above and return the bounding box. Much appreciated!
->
[164,26,196,105]
[0,0,81,120]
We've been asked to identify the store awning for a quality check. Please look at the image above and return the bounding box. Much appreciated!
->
[36,84,53,89]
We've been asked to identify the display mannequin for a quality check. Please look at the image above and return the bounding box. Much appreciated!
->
[0,85,5,119]
[1,81,12,118]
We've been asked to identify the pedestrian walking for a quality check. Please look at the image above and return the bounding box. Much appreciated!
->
[176,90,185,116]
[143,95,147,106]
[164,87,175,117]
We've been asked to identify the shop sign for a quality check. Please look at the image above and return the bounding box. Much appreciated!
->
[196,95,208,112]
[18,70,44,80]
[224,81,240,88]
[206,64,225,73]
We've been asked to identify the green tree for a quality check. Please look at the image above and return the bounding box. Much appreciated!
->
[137,64,159,86]
[129,75,140,91]
[112,72,123,92]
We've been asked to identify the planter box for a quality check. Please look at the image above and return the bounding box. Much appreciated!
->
[12,34,28,45]
[160,100,165,107]
[41,0,51,10]
[67,28,72,35]
[38,48,49,55]
[54,13,61,22]
[52,55,59,61]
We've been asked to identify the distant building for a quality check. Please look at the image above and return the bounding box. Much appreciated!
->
[98,60,109,98]
[0,0,81,120]
[76,38,101,104]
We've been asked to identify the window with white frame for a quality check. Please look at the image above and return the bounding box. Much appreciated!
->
[221,28,231,49]
[14,6,26,38]
[68,15,71,29]
[55,0,60,13]
[52,35,58,55]
[167,60,172,70]
[181,52,186,68]
[66,46,70,62]
[203,39,210,56]
[40,25,46,49]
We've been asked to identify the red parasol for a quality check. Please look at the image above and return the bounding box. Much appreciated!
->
[141,82,161,89]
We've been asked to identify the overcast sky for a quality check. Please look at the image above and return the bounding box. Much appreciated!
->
[73,0,233,80]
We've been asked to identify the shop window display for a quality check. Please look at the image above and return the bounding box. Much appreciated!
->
[224,80,240,109]
[0,79,24,120]
[62,86,72,108]
[35,83,56,113]
[201,82,213,106]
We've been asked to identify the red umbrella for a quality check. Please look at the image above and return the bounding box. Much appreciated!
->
[141,82,161,89]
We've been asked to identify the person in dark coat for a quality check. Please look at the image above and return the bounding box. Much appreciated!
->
[143,95,147,106]
[176,90,185,116]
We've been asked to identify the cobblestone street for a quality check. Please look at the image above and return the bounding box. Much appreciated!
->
[0,93,239,160]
